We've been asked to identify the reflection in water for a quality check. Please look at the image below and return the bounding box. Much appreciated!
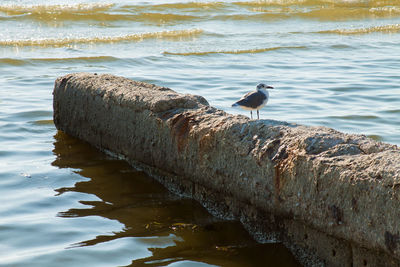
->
[52,132,300,266]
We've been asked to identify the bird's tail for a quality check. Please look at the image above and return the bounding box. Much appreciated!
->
[232,102,239,107]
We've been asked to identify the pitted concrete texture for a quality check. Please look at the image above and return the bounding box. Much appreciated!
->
[54,73,400,267]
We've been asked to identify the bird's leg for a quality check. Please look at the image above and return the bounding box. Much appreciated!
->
[257,110,259,120]
[250,111,253,119]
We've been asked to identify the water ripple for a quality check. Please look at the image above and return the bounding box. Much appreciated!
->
[163,46,307,56]
[0,29,203,47]
[317,24,400,35]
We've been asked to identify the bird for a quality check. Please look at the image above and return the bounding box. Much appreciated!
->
[232,83,274,120]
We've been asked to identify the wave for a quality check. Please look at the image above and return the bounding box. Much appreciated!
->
[0,29,203,47]
[2,1,400,23]
[317,24,400,35]
[240,4,400,22]
[0,3,120,23]
[296,6,400,21]
[125,0,400,9]
[329,115,380,120]
[0,56,118,66]
[234,0,400,7]
[0,58,27,66]
[0,3,114,15]
[1,11,199,24]
[163,46,306,56]
[134,12,199,24]
[121,2,226,11]
[33,120,54,125]
[0,2,200,24]
[385,109,400,114]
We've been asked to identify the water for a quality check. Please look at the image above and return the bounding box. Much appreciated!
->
[1,0,399,266]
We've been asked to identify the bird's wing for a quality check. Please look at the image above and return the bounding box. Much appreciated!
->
[240,91,256,100]
[235,91,267,108]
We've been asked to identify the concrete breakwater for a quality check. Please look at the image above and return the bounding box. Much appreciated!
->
[53,73,400,266]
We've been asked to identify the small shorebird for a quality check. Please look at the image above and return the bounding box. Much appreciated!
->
[232,83,274,119]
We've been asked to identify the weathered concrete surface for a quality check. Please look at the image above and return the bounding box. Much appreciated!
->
[53,73,400,266]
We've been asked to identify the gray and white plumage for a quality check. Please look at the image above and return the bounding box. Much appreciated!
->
[232,83,274,119]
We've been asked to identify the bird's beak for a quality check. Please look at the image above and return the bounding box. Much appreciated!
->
[267,86,274,89]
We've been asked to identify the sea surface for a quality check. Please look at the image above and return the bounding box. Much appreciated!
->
[1,0,399,266]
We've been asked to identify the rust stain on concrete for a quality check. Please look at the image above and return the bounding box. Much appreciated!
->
[170,113,197,153]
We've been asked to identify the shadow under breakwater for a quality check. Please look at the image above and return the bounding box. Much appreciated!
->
[51,131,300,267]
